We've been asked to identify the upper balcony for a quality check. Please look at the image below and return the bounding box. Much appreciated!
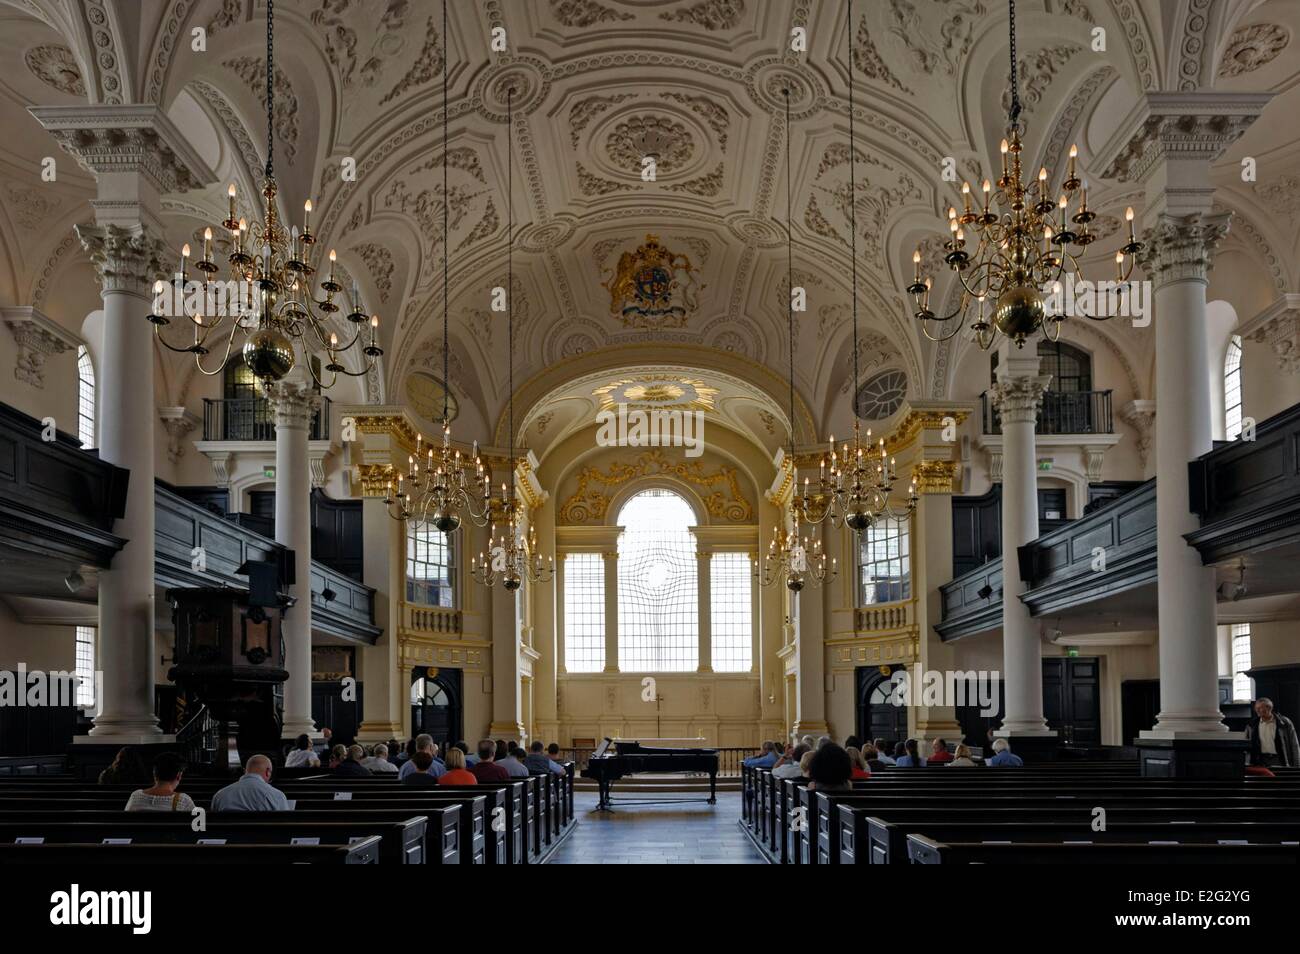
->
[202,396,331,442]
[980,389,1114,436]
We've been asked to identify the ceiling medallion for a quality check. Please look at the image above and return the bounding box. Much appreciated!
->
[601,234,703,329]
[592,375,719,412]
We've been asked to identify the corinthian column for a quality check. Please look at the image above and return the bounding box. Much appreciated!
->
[1137,213,1233,737]
[30,107,214,748]
[78,224,170,741]
[990,343,1054,739]
[266,374,321,739]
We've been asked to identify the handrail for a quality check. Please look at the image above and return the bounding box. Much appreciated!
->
[203,396,330,441]
[981,389,1113,435]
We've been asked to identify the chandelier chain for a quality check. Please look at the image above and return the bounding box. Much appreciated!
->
[1008,0,1021,121]
[265,0,274,177]
[507,86,514,505]
[784,87,795,456]
[442,0,450,423]
[847,0,860,399]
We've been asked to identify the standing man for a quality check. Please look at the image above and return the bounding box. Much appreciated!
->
[1246,698,1300,768]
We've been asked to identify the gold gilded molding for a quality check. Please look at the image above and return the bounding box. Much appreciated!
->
[914,459,958,494]
[351,413,422,447]
[354,462,396,498]
[559,448,753,524]
[592,375,718,412]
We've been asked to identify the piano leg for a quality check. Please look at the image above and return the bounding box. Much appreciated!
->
[598,777,612,811]
[708,770,717,805]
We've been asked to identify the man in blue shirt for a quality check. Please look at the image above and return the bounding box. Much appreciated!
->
[210,755,290,811]
[398,735,446,779]
[742,740,780,769]
[987,738,1024,766]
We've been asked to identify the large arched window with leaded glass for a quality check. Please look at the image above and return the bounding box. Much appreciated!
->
[616,489,698,672]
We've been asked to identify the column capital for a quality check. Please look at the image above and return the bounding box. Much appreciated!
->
[77,222,169,295]
[1137,211,1232,286]
[0,307,80,389]
[28,104,216,196]
[265,379,322,430]
[1097,92,1271,185]
[913,459,958,495]
[990,375,1051,426]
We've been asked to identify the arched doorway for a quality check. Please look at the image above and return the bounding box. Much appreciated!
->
[410,667,461,750]
[855,665,909,750]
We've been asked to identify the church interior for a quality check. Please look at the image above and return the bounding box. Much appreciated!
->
[0,0,1299,881]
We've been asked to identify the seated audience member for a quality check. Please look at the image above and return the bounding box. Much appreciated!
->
[125,753,195,812]
[929,738,954,764]
[895,739,927,767]
[211,755,290,811]
[773,743,811,780]
[99,746,149,785]
[987,738,1024,766]
[396,738,416,767]
[948,743,978,767]
[524,740,556,775]
[401,750,441,786]
[334,744,374,777]
[893,741,909,762]
[863,744,889,773]
[845,746,872,780]
[844,735,862,751]
[815,734,833,750]
[284,734,320,768]
[1246,697,1300,768]
[797,750,815,778]
[771,742,795,771]
[399,735,445,780]
[800,735,815,750]
[315,726,334,764]
[362,743,399,774]
[807,742,852,793]
[1246,764,1277,777]
[547,743,568,771]
[470,739,511,782]
[438,746,477,785]
[325,744,346,770]
[454,740,479,767]
[872,739,897,766]
[742,740,780,768]
[497,744,530,778]
[387,738,403,762]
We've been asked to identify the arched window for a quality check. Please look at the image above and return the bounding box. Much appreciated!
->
[991,340,1092,391]
[406,522,456,607]
[616,489,697,672]
[76,346,95,449]
[1225,335,1243,440]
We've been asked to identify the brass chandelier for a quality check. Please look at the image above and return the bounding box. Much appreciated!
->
[472,88,554,591]
[148,0,381,387]
[385,0,490,535]
[757,88,836,593]
[801,0,918,534]
[908,0,1141,350]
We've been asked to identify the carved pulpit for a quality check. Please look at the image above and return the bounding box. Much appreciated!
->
[167,585,292,767]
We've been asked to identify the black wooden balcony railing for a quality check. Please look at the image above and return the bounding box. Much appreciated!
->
[203,396,330,442]
[981,389,1113,435]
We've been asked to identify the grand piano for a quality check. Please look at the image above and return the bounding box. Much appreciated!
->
[580,738,720,811]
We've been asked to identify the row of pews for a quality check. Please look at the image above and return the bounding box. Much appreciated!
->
[741,762,1300,864]
[0,766,576,864]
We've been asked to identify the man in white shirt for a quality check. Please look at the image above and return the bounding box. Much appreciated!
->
[284,733,320,768]
[398,734,446,779]
[872,739,897,766]
[362,743,399,774]
[772,743,810,780]
[498,745,530,778]
[211,756,291,812]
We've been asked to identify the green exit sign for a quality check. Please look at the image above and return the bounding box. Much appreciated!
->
[1037,458,1053,471]
[263,466,276,479]
[1067,646,1080,657]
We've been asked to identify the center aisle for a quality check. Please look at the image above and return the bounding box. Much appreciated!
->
[546,791,765,864]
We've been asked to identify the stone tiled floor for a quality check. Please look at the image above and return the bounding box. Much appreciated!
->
[546,791,766,864]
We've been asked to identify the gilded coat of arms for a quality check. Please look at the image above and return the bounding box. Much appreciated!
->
[601,234,702,329]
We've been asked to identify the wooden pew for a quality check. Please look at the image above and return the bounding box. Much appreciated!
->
[0,836,383,864]
[0,816,432,863]
[905,834,1299,864]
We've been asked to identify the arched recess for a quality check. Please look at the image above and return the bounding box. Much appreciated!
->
[605,475,710,528]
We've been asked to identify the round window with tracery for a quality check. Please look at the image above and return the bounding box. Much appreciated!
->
[855,369,907,421]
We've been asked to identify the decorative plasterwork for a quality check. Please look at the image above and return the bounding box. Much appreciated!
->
[1218,23,1290,77]
[990,376,1051,426]
[0,307,80,390]
[1118,399,1155,471]
[24,44,86,96]
[552,0,633,28]
[1174,0,1214,91]
[592,375,719,412]
[887,0,986,76]
[659,0,747,31]
[558,449,753,525]
[28,105,216,195]
[1241,295,1300,375]
[4,183,62,231]
[1097,93,1271,183]
[1252,175,1300,217]
[853,13,911,95]
[913,459,958,494]
[76,223,170,294]
[352,242,395,303]
[1000,45,1082,117]
[158,406,201,464]
[222,55,300,164]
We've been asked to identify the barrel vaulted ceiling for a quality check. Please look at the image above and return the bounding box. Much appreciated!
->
[0,0,1297,451]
